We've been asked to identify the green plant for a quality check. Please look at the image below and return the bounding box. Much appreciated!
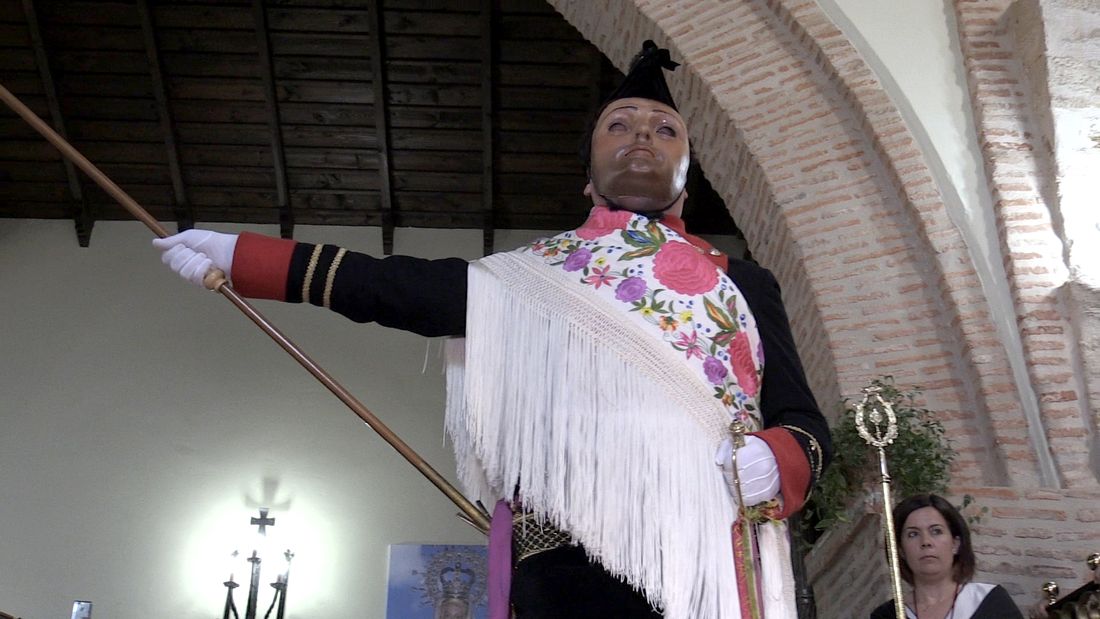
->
[801,376,956,540]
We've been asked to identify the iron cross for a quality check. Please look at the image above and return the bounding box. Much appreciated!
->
[250,507,275,536]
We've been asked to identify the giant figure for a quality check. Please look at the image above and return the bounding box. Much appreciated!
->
[155,41,832,619]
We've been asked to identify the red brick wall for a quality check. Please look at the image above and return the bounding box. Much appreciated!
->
[956,0,1093,489]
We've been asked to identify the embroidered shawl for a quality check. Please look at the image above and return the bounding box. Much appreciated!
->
[445,207,794,619]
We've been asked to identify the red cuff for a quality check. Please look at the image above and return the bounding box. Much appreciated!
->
[753,427,811,519]
[232,232,296,301]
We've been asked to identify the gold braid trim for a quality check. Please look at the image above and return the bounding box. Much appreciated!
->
[781,424,823,495]
[301,244,324,303]
[322,248,347,309]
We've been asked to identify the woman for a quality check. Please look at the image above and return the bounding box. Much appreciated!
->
[871,494,1023,619]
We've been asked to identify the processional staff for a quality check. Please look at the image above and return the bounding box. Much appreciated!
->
[855,384,906,619]
[0,83,491,534]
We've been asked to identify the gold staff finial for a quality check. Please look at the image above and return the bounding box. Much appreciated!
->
[856,384,905,619]
[855,384,898,448]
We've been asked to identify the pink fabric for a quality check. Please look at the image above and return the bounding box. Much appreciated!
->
[729,330,760,397]
[660,214,728,269]
[487,500,513,619]
[652,240,720,294]
[575,207,633,240]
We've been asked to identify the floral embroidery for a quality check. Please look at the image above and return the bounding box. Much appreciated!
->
[653,240,719,295]
[576,207,633,240]
[673,330,706,360]
[703,356,728,385]
[730,331,760,397]
[563,247,593,272]
[614,276,647,302]
[582,265,617,289]
[524,206,764,423]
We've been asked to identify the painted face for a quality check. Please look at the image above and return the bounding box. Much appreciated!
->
[900,506,961,580]
[588,97,690,213]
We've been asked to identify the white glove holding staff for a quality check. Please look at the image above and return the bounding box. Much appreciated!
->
[715,434,781,506]
[152,229,239,288]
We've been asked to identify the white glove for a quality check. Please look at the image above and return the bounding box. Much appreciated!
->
[715,434,781,506]
[152,229,239,288]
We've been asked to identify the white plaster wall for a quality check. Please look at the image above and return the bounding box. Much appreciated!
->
[1042,0,1100,289]
[0,220,549,619]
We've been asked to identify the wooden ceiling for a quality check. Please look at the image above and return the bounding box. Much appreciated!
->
[0,0,738,252]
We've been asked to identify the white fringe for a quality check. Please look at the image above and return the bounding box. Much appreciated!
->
[445,253,746,619]
[758,520,797,618]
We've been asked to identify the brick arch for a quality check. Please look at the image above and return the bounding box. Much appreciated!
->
[547,0,1035,486]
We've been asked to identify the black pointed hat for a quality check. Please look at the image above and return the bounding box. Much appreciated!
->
[580,40,681,170]
[604,40,680,111]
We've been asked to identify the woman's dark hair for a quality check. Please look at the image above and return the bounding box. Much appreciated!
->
[893,493,975,584]
[577,102,608,176]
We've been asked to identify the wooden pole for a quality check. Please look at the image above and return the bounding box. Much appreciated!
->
[0,82,491,534]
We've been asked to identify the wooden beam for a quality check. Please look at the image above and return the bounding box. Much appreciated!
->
[252,0,293,239]
[588,50,606,126]
[480,0,496,256]
[137,0,193,233]
[366,0,395,254]
[21,0,93,246]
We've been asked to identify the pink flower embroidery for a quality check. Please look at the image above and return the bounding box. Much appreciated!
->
[576,207,633,240]
[729,330,759,397]
[582,265,617,289]
[674,330,705,360]
[652,241,719,295]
